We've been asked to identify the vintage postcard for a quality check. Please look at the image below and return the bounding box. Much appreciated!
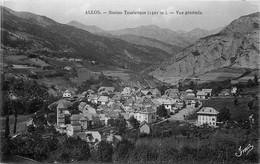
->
[0,0,259,163]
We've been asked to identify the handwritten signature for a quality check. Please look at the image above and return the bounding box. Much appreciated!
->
[235,144,254,157]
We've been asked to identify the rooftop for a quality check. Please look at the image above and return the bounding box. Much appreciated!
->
[196,91,207,96]
[197,107,219,115]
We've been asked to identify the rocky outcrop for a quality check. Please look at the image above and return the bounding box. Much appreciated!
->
[150,12,260,83]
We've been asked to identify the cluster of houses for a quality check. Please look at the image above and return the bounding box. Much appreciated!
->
[37,86,218,145]
[219,86,237,96]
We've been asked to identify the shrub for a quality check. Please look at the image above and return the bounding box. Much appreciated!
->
[113,139,134,162]
[95,141,113,163]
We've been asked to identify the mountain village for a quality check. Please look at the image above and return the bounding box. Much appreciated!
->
[25,85,230,147]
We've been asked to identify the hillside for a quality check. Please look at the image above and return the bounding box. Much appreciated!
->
[115,34,183,55]
[1,6,170,95]
[150,12,260,84]
[109,25,192,48]
[109,25,222,48]
[66,21,183,55]
[1,6,173,72]
[67,20,109,35]
[67,21,222,55]
[183,27,222,39]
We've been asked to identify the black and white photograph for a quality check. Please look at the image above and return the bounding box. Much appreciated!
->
[0,0,259,163]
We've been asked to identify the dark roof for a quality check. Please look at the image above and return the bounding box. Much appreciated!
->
[111,102,122,111]
[105,111,121,118]
[57,100,72,109]
[197,107,219,115]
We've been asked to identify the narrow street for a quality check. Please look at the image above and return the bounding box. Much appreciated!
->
[168,101,202,121]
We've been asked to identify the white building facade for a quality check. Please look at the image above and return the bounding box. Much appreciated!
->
[197,107,219,127]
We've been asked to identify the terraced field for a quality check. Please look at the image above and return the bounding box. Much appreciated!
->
[197,67,246,83]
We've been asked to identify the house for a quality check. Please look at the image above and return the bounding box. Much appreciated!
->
[121,112,131,120]
[66,123,82,136]
[175,99,184,109]
[62,90,72,98]
[110,102,123,112]
[98,87,115,95]
[104,111,126,126]
[81,91,88,97]
[154,98,174,112]
[75,59,83,62]
[97,104,109,113]
[123,98,135,111]
[78,102,87,111]
[84,113,101,128]
[97,96,109,105]
[111,93,122,102]
[88,89,95,94]
[80,116,89,130]
[185,89,194,93]
[187,92,196,97]
[64,66,72,71]
[77,131,102,144]
[56,100,72,126]
[139,121,151,134]
[106,133,122,146]
[85,105,97,114]
[197,107,219,127]
[140,88,161,98]
[231,87,237,94]
[202,89,213,97]
[83,89,95,97]
[187,100,196,108]
[196,91,207,99]
[122,87,132,95]
[88,94,98,104]
[91,60,96,65]
[99,114,106,125]
[183,94,196,108]
[122,93,132,99]
[27,117,34,127]
[165,88,179,98]
[150,88,161,97]
[133,105,157,124]
[140,90,150,96]
[219,89,230,96]
[70,114,82,125]
[70,114,91,130]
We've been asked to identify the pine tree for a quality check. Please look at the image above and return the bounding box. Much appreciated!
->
[156,105,168,117]
[218,107,231,122]
[128,116,139,129]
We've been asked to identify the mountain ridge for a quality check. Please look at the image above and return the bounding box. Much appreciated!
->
[1,6,175,72]
[150,12,260,84]
[67,20,223,49]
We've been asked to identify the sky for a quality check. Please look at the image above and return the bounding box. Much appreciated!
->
[2,0,260,31]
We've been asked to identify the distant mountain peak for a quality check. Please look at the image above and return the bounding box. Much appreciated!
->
[219,12,260,35]
[1,6,57,27]
[67,20,107,34]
